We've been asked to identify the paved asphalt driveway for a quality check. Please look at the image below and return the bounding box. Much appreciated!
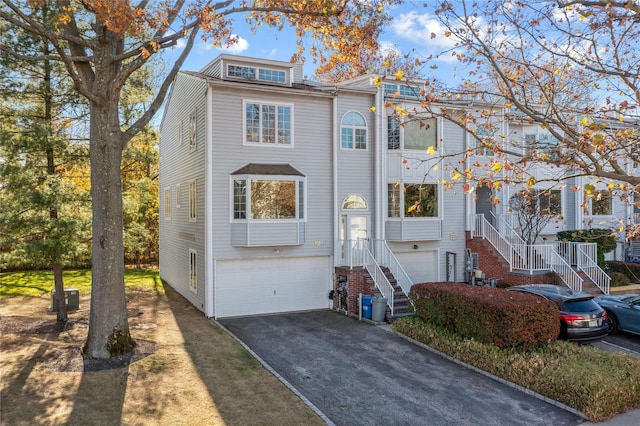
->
[218,310,584,426]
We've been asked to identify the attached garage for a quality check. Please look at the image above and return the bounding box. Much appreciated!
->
[394,251,438,284]
[215,256,331,318]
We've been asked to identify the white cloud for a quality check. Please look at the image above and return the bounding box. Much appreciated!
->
[201,35,250,53]
[379,40,401,57]
[391,11,457,50]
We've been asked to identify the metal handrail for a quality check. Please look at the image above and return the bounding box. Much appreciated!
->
[357,239,396,316]
[369,239,413,296]
[473,214,582,290]
[577,244,610,294]
[554,242,610,294]
[473,214,513,271]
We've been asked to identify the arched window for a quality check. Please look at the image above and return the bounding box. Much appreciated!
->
[342,194,367,210]
[341,112,367,150]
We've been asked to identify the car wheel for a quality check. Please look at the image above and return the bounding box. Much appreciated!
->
[607,314,618,335]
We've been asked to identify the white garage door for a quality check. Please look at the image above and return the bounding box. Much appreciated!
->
[395,251,437,284]
[215,256,331,318]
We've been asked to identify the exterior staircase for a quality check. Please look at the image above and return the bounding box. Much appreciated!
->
[470,214,610,294]
[381,267,413,320]
[362,267,413,322]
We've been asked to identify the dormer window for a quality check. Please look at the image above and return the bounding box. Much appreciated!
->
[227,64,286,83]
[228,65,256,79]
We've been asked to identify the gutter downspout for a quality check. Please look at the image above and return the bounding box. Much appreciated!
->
[375,85,384,241]
[205,85,215,318]
[333,92,339,267]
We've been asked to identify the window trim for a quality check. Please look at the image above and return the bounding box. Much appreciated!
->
[586,189,613,216]
[387,182,440,219]
[189,180,197,222]
[471,126,495,156]
[176,184,181,209]
[188,109,197,150]
[189,249,197,294]
[227,64,287,83]
[243,99,294,147]
[229,174,307,222]
[538,189,562,217]
[402,117,438,151]
[340,111,368,150]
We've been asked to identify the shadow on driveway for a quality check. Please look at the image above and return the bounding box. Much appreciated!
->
[219,310,584,426]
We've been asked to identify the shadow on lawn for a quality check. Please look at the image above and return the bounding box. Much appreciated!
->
[161,283,325,426]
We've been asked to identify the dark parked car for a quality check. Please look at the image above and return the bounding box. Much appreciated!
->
[594,294,640,336]
[507,284,609,342]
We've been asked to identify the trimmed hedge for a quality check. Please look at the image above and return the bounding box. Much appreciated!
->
[409,283,559,349]
[607,261,640,284]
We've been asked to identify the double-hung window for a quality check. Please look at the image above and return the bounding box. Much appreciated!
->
[586,190,612,216]
[539,190,562,216]
[403,118,437,151]
[244,101,292,145]
[474,127,494,156]
[189,249,197,293]
[164,187,171,220]
[388,117,400,150]
[189,180,197,222]
[388,183,438,218]
[341,112,367,150]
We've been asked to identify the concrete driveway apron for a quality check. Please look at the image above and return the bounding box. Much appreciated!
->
[218,310,584,426]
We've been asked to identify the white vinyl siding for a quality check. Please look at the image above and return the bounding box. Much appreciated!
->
[159,72,207,313]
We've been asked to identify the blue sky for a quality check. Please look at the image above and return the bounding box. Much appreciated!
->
[167,1,457,82]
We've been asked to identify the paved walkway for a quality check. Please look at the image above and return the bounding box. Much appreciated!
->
[218,310,584,426]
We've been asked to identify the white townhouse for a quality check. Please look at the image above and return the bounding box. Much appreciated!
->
[159,54,634,319]
[159,54,469,319]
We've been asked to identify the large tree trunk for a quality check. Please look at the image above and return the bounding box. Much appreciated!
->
[83,103,134,358]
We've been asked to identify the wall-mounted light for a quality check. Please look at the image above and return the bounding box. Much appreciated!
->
[449,232,457,241]
[273,248,280,254]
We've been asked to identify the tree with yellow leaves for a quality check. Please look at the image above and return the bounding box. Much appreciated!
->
[378,0,638,237]
[0,0,398,359]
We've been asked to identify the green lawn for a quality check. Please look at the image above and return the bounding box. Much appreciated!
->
[0,268,162,297]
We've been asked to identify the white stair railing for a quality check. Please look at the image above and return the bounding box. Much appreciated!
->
[473,214,514,271]
[356,239,394,316]
[473,215,582,291]
[576,244,610,294]
[369,239,413,296]
[554,242,610,294]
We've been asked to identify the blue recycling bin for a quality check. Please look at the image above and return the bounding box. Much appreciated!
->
[361,295,373,319]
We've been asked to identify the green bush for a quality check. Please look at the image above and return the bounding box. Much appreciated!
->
[607,261,640,283]
[409,283,559,349]
[393,316,640,422]
[609,272,630,287]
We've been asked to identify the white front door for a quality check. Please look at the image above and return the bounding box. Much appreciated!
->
[339,214,369,265]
